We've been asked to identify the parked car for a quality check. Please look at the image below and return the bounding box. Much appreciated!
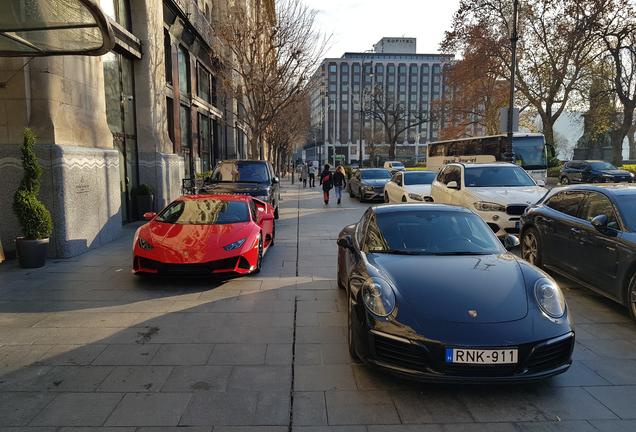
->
[200,160,280,219]
[520,184,636,321]
[348,168,393,202]
[133,194,275,277]
[384,160,406,173]
[336,203,574,382]
[384,170,437,202]
[429,162,547,238]
[560,160,633,185]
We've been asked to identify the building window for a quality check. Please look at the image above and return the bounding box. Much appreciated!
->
[342,75,348,82]
[330,65,337,72]
[199,114,211,171]
[329,84,336,91]
[353,65,360,73]
[329,75,336,82]
[422,75,429,83]
[376,65,384,73]
[180,105,191,175]
[342,65,349,72]
[167,97,175,147]
[376,75,383,83]
[388,75,395,83]
[341,84,348,92]
[411,66,418,73]
[198,66,210,103]
[411,85,417,92]
[422,66,430,74]
[399,85,406,92]
[353,75,360,82]
[388,66,395,73]
[177,46,190,94]
[399,76,406,83]
[164,30,173,85]
[434,65,440,73]
[411,76,417,83]
[434,75,440,82]
[399,66,406,73]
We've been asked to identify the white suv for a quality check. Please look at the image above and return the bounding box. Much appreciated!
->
[429,162,546,238]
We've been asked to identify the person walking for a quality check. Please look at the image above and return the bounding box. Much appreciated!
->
[300,163,309,187]
[319,164,333,205]
[308,162,316,187]
[333,165,347,205]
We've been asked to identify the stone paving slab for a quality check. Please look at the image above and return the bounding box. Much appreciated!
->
[1,176,636,430]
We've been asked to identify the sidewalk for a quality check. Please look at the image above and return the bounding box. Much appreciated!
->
[1,174,635,430]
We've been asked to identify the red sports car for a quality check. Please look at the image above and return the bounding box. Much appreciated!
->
[132,194,275,277]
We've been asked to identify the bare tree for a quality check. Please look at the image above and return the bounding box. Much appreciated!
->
[362,84,430,160]
[213,0,329,160]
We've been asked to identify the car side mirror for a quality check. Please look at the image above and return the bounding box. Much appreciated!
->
[536,180,545,187]
[337,234,354,249]
[447,181,459,189]
[260,213,275,222]
[143,212,156,220]
[272,177,279,183]
[591,214,608,228]
[503,234,520,250]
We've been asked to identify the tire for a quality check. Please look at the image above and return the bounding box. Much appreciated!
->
[627,273,636,322]
[384,193,390,203]
[349,186,356,198]
[253,235,263,274]
[358,188,365,203]
[561,176,570,185]
[521,227,542,267]
[270,222,275,246]
[274,206,279,219]
[337,258,345,290]
[592,178,601,184]
[402,196,407,202]
[348,296,358,358]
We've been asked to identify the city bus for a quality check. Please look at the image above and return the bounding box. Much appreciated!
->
[426,133,553,183]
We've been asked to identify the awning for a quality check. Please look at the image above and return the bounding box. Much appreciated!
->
[0,0,114,57]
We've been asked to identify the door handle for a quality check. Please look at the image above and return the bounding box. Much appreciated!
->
[571,228,582,235]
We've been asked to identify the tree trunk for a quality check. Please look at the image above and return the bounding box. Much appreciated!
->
[628,123,636,159]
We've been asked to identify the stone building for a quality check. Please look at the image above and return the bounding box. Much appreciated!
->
[0,0,266,258]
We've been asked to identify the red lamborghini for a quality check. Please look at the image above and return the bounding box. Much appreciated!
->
[132,194,275,277]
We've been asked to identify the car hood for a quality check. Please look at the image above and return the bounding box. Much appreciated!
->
[368,253,528,323]
[466,186,546,205]
[142,222,253,263]
[595,169,631,176]
[404,185,432,195]
[362,179,390,187]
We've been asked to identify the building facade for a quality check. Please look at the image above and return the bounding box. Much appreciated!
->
[303,37,453,167]
[0,0,258,259]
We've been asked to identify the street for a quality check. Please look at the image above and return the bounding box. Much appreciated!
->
[1,175,636,431]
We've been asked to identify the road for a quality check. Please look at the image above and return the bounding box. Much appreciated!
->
[0,176,635,430]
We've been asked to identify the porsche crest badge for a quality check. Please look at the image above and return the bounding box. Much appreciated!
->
[469,310,477,317]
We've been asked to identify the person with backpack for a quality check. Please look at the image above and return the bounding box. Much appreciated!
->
[319,164,333,205]
[332,165,347,205]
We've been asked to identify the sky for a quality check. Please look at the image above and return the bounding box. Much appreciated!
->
[302,0,462,59]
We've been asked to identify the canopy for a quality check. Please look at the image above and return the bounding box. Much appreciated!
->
[0,0,114,56]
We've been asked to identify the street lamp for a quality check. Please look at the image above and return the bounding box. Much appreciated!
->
[505,0,519,163]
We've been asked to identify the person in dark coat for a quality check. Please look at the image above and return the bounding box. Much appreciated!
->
[332,165,347,205]
[319,164,333,205]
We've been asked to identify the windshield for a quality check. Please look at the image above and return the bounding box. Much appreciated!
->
[365,210,505,255]
[155,199,250,225]
[361,169,392,180]
[404,171,436,185]
[513,136,546,170]
[589,161,618,170]
[210,162,270,182]
[392,162,404,168]
[464,166,536,187]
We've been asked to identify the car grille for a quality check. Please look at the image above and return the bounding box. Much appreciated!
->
[506,205,527,216]
[139,256,239,276]
[443,363,519,377]
[374,187,384,194]
[524,333,574,374]
[504,227,520,234]
[373,333,429,371]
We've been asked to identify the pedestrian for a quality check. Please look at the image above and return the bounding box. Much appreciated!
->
[301,163,309,187]
[333,165,347,205]
[319,163,333,205]
[308,162,316,187]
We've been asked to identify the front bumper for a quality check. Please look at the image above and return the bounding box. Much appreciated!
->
[351,302,574,383]
[361,188,384,201]
[474,205,528,238]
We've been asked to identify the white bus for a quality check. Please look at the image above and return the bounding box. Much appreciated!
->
[426,133,552,184]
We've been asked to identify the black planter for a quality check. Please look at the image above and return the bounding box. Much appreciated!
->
[137,195,154,219]
[15,237,49,268]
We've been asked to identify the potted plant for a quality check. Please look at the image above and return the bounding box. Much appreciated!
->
[12,128,52,268]
[136,184,154,219]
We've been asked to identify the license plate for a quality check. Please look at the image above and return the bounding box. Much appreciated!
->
[515,221,520,228]
[446,348,518,364]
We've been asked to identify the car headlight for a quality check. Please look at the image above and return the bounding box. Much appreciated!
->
[534,278,565,318]
[361,277,396,317]
[138,237,154,251]
[408,193,425,201]
[630,172,634,177]
[473,201,506,212]
[223,237,247,251]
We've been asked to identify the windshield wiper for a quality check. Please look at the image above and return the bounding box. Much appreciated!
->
[432,251,489,256]
[373,250,420,255]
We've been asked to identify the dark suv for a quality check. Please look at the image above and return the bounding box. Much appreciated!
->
[560,160,633,185]
[200,160,280,219]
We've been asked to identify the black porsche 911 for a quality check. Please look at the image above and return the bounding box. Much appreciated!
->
[337,203,574,383]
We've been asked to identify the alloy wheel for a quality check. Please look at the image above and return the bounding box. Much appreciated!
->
[522,231,538,265]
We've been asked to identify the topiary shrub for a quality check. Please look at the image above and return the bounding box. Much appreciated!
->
[137,184,154,196]
[12,128,52,240]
